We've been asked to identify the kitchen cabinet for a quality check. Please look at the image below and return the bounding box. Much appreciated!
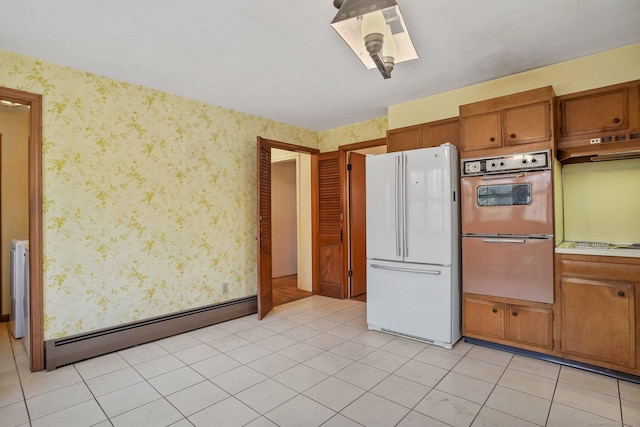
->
[463,294,554,353]
[459,86,554,158]
[556,253,640,373]
[555,80,640,163]
[387,117,459,153]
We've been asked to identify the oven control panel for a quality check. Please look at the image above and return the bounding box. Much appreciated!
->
[461,150,551,176]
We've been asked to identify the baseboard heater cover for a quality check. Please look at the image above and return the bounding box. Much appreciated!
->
[45,296,257,371]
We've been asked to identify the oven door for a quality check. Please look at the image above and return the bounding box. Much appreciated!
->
[462,236,554,303]
[461,170,553,236]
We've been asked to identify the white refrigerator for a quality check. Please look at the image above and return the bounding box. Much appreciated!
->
[366,144,461,349]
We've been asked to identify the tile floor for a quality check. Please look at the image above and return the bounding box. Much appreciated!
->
[1,295,640,426]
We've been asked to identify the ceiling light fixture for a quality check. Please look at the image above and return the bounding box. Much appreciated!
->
[331,0,418,79]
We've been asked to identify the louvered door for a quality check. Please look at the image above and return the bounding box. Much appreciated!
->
[317,151,344,298]
[257,137,273,319]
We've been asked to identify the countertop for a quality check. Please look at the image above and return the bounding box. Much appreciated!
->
[555,241,640,258]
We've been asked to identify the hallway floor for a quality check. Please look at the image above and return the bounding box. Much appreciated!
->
[1,296,640,426]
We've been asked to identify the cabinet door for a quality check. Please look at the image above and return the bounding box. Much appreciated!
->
[425,118,460,150]
[504,102,551,146]
[387,125,423,153]
[506,305,553,350]
[463,297,504,339]
[461,111,501,151]
[561,277,635,368]
[560,88,628,137]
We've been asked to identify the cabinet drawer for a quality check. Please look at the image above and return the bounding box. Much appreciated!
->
[463,297,504,339]
[506,305,553,350]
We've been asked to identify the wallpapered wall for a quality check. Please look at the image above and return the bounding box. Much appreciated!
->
[318,116,388,152]
[0,49,373,340]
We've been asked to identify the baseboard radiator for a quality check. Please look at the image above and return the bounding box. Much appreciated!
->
[45,296,257,371]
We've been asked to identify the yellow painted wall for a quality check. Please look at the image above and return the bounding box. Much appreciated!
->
[562,159,640,243]
[389,43,640,129]
[0,107,30,316]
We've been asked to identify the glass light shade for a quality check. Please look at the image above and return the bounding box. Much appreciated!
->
[382,25,397,58]
[360,11,386,38]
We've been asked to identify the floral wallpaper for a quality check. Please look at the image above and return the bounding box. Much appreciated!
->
[0,49,332,339]
[318,116,388,152]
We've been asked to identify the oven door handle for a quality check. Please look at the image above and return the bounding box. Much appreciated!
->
[482,238,527,243]
[481,173,525,180]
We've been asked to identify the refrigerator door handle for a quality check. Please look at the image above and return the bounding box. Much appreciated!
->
[370,264,442,275]
[395,156,401,257]
[403,155,408,258]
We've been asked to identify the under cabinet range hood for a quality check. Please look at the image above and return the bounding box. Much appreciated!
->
[557,137,640,163]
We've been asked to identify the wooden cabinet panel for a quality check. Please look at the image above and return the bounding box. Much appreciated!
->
[463,297,504,339]
[504,102,551,146]
[387,125,422,153]
[387,117,460,153]
[560,276,635,368]
[461,112,501,151]
[560,88,628,137]
[426,118,460,149]
[506,305,553,350]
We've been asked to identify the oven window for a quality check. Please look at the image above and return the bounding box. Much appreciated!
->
[477,184,531,206]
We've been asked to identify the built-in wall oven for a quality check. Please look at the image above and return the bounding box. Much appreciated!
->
[461,150,554,303]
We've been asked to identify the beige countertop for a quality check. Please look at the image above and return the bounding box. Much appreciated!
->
[555,241,640,258]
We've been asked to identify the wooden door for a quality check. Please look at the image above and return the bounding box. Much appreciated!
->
[462,296,504,339]
[349,152,367,297]
[506,305,553,350]
[317,151,343,299]
[257,137,273,319]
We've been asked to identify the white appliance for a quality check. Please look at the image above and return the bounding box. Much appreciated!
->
[366,144,461,349]
[10,238,29,339]
[23,242,31,358]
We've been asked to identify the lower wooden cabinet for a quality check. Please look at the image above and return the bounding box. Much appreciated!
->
[463,294,553,353]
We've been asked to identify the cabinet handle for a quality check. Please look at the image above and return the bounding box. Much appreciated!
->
[489,137,496,142]
[618,290,626,297]
[613,117,620,124]
[512,311,518,316]
[492,308,498,313]
[510,133,516,139]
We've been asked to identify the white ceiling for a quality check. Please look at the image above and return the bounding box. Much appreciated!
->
[1,1,639,131]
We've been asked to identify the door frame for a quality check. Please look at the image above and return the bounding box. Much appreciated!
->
[0,86,44,371]
[338,138,386,298]
[257,137,319,319]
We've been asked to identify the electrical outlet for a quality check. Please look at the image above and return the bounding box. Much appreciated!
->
[222,282,229,293]
[590,138,602,144]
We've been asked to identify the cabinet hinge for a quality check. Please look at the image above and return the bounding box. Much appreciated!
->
[347,163,352,171]
[348,270,353,277]
[552,339,555,349]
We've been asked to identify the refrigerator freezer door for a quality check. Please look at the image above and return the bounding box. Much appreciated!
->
[367,260,461,348]
[366,152,403,262]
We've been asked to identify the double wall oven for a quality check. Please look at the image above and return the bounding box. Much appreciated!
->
[461,150,554,304]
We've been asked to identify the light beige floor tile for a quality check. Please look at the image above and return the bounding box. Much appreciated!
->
[260,319,298,333]
[216,318,256,334]
[414,345,463,370]
[189,325,231,342]
[305,318,341,332]
[328,340,376,361]
[247,353,298,377]
[244,416,278,427]
[325,324,364,340]
[225,343,272,364]
[453,357,506,384]
[285,313,318,325]
[334,362,388,390]
[235,379,296,414]
[341,392,410,427]
[156,333,202,353]
[272,364,328,392]
[20,365,83,398]
[414,389,481,427]
[74,352,130,380]
[85,366,145,397]
[471,406,540,427]
[133,354,186,379]
[0,383,25,408]
[206,334,251,352]
[235,326,277,342]
[436,371,494,405]
[118,342,170,365]
[395,360,448,387]
[190,353,242,378]
[277,342,325,363]
[345,316,368,330]
[622,399,640,426]
[554,381,621,422]
[0,369,21,389]
[466,346,513,367]
[358,349,409,373]
[265,394,335,427]
[110,398,183,427]
[350,330,395,348]
[397,410,451,427]
[211,365,267,395]
[303,332,346,350]
[328,311,362,324]
[173,343,220,365]
[166,380,229,417]
[148,366,205,396]
[370,374,431,408]
[0,400,29,426]
[30,399,107,427]
[322,413,363,427]
[379,337,428,358]
[255,334,298,352]
[507,354,560,380]
[497,367,557,400]
[485,385,551,425]
[26,382,94,420]
[97,381,161,418]
[450,340,474,356]
[303,377,365,412]
[558,365,619,397]
[282,325,322,341]
[547,402,622,427]
[620,380,640,404]
[188,396,259,427]
[303,351,353,375]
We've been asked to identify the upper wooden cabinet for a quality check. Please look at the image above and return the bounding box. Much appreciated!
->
[555,80,640,162]
[387,117,459,153]
[459,86,555,158]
